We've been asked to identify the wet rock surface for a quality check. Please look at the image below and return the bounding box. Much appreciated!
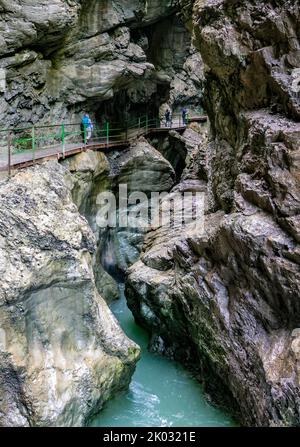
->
[0,0,299,429]
[0,162,140,426]
[64,141,175,301]
[126,0,300,427]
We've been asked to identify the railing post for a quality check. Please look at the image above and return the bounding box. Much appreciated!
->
[32,126,36,163]
[83,125,87,145]
[7,131,11,178]
[106,121,109,147]
[138,117,141,129]
[61,124,65,158]
[146,115,148,133]
[125,121,128,141]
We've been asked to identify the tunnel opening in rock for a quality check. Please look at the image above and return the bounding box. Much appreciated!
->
[94,83,170,126]
[144,16,190,71]
[90,12,203,129]
[131,14,204,114]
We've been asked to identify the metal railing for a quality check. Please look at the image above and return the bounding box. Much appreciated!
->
[0,114,206,175]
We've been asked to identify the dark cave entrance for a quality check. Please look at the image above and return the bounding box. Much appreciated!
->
[94,83,170,128]
[93,14,193,127]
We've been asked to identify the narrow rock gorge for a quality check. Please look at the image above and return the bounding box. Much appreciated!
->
[0,0,299,428]
[127,0,300,427]
[0,162,140,426]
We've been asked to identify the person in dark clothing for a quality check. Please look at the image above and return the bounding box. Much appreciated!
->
[165,109,171,127]
[181,107,187,126]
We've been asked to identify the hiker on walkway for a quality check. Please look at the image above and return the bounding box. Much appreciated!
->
[186,110,190,125]
[181,107,188,126]
[81,113,93,144]
[165,109,171,127]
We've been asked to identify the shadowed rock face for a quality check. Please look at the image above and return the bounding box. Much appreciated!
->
[193,0,300,213]
[126,0,300,427]
[0,0,203,127]
[63,141,175,301]
[0,162,140,427]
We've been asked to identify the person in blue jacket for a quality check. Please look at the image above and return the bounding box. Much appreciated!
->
[81,113,93,144]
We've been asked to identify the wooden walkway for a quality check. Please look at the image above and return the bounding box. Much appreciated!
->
[3,140,128,171]
[0,116,207,173]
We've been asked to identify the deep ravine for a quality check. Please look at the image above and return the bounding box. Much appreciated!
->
[89,285,237,428]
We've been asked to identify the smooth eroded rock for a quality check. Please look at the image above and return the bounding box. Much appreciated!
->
[0,161,140,427]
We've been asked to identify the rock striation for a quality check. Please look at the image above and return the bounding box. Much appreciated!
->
[0,0,203,128]
[126,0,300,427]
[0,0,299,429]
[63,140,175,301]
[0,162,140,426]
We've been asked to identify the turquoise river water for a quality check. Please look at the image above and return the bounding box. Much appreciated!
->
[90,286,236,427]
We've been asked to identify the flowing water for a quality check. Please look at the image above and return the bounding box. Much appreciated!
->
[90,285,237,427]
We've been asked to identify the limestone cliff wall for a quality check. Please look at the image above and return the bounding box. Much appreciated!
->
[63,141,175,302]
[0,0,203,127]
[126,0,300,426]
[0,162,140,426]
[0,0,299,428]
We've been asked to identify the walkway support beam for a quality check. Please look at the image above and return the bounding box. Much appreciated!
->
[83,125,87,145]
